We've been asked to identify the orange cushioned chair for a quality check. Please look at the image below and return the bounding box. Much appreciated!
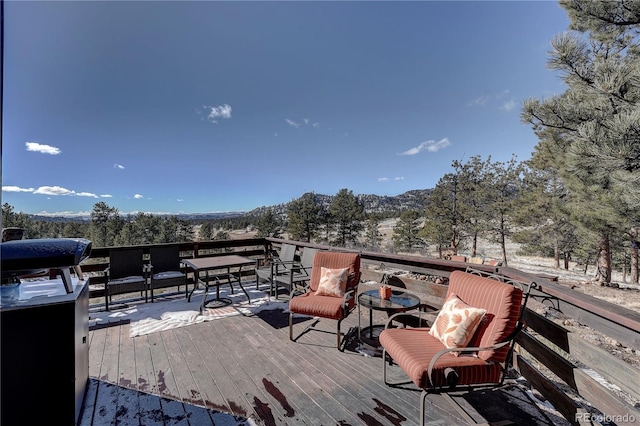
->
[379,270,533,426]
[288,251,361,350]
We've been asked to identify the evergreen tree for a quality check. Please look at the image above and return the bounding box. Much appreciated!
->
[392,210,424,252]
[255,209,282,238]
[2,203,35,237]
[328,188,365,247]
[515,148,578,269]
[363,214,384,251]
[484,156,524,266]
[522,0,640,283]
[199,222,213,241]
[422,171,465,254]
[454,156,494,256]
[89,202,122,247]
[287,192,324,243]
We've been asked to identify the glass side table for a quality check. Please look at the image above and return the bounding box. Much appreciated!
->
[357,288,421,349]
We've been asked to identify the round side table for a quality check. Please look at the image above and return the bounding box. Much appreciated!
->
[357,288,420,349]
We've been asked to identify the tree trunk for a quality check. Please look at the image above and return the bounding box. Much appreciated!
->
[594,230,612,284]
[472,230,478,257]
[553,237,560,269]
[631,227,639,284]
[632,248,639,284]
[499,216,508,267]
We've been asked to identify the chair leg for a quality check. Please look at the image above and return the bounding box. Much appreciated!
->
[337,318,343,351]
[382,348,388,384]
[289,311,294,341]
[420,390,428,426]
[105,287,109,311]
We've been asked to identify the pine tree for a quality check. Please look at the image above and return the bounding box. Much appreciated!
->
[392,210,424,252]
[522,0,640,283]
[328,188,365,247]
[363,214,384,251]
[255,209,281,238]
[422,169,465,254]
[287,192,324,243]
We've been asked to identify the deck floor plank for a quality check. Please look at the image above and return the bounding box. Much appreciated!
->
[101,324,121,383]
[146,328,182,400]
[197,313,296,424]
[223,311,334,425]
[257,312,425,425]
[182,322,243,416]
[87,325,107,381]
[240,313,370,426]
[189,318,265,421]
[161,328,208,410]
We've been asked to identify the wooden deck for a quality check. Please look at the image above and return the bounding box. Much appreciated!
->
[81,284,558,426]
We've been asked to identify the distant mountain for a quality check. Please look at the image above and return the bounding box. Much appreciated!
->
[23,189,432,222]
[245,189,432,218]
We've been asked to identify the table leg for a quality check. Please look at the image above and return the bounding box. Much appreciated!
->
[236,265,251,304]
[187,269,199,302]
[369,308,374,339]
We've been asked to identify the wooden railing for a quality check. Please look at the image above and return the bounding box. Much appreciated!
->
[80,237,640,426]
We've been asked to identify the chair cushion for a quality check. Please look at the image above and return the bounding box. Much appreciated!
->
[448,271,523,362]
[108,276,145,285]
[380,327,501,389]
[428,293,486,355]
[288,291,344,320]
[315,267,349,297]
[153,271,184,280]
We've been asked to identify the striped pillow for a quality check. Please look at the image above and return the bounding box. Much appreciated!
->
[429,293,486,355]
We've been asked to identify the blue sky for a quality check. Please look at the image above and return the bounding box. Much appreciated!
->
[2,1,569,216]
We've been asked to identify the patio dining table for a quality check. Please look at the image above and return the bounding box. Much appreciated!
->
[182,255,254,313]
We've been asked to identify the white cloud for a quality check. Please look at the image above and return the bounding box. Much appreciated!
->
[468,96,490,107]
[26,142,61,155]
[134,194,144,199]
[101,194,113,198]
[398,138,451,155]
[205,104,232,123]
[394,177,405,181]
[285,118,301,128]
[76,192,99,198]
[378,177,389,182]
[501,99,517,111]
[34,186,75,196]
[114,164,125,169]
[285,118,320,129]
[177,198,184,202]
[2,186,34,193]
[469,90,518,111]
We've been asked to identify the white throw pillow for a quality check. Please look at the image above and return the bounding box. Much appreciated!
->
[315,267,349,297]
[429,293,486,355]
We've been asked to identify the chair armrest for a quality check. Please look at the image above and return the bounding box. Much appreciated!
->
[341,288,356,308]
[426,340,511,387]
[290,286,308,298]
